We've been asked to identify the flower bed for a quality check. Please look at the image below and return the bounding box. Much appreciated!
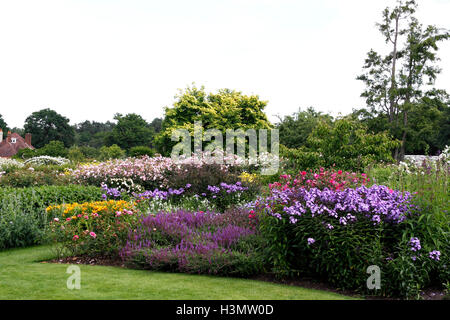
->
[251,170,447,298]
[48,200,138,257]
[119,209,263,276]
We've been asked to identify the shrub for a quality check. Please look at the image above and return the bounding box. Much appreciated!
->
[0,168,72,188]
[47,200,137,257]
[72,154,251,192]
[24,156,70,166]
[279,144,323,171]
[252,182,446,298]
[0,185,104,249]
[99,144,125,161]
[128,146,155,158]
[12,148,37,160]
[366,156,449,296]
[0,197,45,250]
[37,141,68,158]
[0,158,24,175]
[79,146,100,159]
[67,146,86,163]
[0,185,104,213]
[164,162,241,196]
[72,156,174,191]
[306,118,399,171]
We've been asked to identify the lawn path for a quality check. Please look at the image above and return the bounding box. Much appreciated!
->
[0,245,355,300]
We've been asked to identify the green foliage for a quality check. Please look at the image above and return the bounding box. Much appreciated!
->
[74,120,115,148]
[0,114,7,138]
[279,144,323,171]
[12,148,37,160]
[307,118,399,171]
[37,140,68,158]
[79,146,101,159]
[277,107,333,149]
[0,199,45,250]
[128,146,155,158]
[357,0,449,159]
[0,185,103,249]
[155,85,272,156]
[109,113,154,150]
[0,167,72,188]
[67,146,86,163]
[99,144,125,161]
[23,108,75,148]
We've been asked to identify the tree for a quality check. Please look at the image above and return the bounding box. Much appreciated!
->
[307,118,400,171]
[149,118,163,135]
[74,120,115,148]
[276,107,333,149]
[109,113,154,150]
[357,0,449,159]
[23,108,75,148]
[155,85,272,155]
[0,114,8,140]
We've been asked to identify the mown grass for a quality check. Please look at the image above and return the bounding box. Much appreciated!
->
[0,245,356,300]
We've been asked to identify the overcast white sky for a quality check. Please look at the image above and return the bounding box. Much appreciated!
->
[0,0,449,128]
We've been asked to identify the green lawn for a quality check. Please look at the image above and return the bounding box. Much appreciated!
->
[0,245,356,300]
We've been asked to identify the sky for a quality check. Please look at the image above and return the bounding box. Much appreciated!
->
[0,0,449,128]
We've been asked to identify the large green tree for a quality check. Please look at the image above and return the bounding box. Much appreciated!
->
[23,108,75,148]
[109,113,154,150]
[0,114,7,139]
[307,118,399,171]
[155,85,272,156]
[357,0,449,159]
[74,120,115,148]
[276,107,333,149]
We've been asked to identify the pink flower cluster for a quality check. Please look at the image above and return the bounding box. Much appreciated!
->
[72,156,174,188]
[270,168,369,192]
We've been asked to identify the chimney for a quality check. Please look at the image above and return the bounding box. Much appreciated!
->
[25,133,32,146]
[0,128,2,143]
[6,131,11,143]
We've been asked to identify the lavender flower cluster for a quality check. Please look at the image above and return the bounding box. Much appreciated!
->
[409,237,441,262]
[251,185,415,227]
[134,184,190,201]
[101,183,122,200]
[119,209,256,273]
[205,182,248,196]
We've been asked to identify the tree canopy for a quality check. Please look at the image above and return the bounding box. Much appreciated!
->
[109,113,155,150]
[357,0,449,159]
[155,85,272,156]
[23,108,75,148]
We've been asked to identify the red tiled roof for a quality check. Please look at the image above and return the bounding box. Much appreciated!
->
[0,133,34,158]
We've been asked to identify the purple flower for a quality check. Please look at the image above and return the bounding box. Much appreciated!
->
[429,250,441,261]
[307,238,315,245]
[372,215,381,225]
[409,237,421,252]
